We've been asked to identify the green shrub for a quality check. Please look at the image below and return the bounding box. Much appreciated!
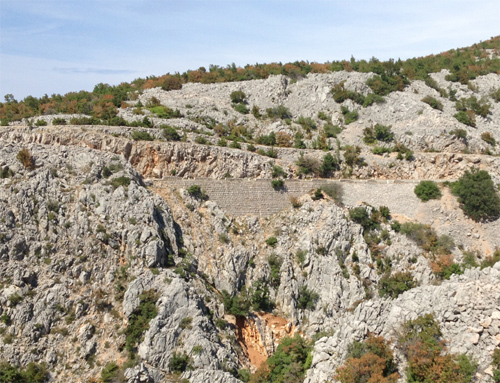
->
[253,334,312,383]
[256,132,276,146]
[312,188,323,201]
[101,361,119,383]
[421,95,443,111]
[374,124,394,142]
[131,130,154,141]
[52,117,66,125]
[297,285,319,310]
[251,280,274,312]
[414,181,442,202]
[341,106,359,125]
[110,176,131,189]
[319,153,340,177]
[124,289,159,356]
[481,132,496,146]
[194,136,207,144]
[343,145,365,167]
[187,184,202,197]
[456,95,491,118]
[450,128,467,139]
[271,165,286,178]
[148,105,182,119]
[0,362,49,383]
[271,179,285,190]
[349,207,379,231]
[265,237,278,247]
[229,140,241,149]
[0,166,14,179]
[266,105,292,119]
[168,352,191,373]
[378,272,416,298]
[222,289,250,317]
[179,317,193,330]
[246,143,256,152]
[363,127,376,144]
[8,293,23,306]
[454,110,476,127]
[268,253,282,287]
[363,93,386,107]
[324,123,342,138]
[372,146,392,155]
[230,90,246,104]
[34,119,48,126]
[217,138,227,147]
[233,103,249,114]
[161,126,181,141]
[296,116,317,132]
[451,169,500,222]
[366,73,407,95]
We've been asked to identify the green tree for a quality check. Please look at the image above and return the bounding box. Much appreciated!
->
[452,169,500,222]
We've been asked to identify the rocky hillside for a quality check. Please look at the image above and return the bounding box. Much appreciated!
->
[1,42,500,383]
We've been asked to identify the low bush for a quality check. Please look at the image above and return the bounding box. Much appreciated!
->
[349,207,379,231]
[297,285,319,310]
[131,130,154,141]
[168,352,191,373]
[421,95,444,111]
[450,128,467,139]
[17,148,36,170]
[52,117,66,125]
[399,222,454,254]
[233,103,249,114]
[271,179,285,190]
[324,123,342,138]
[161,126,181,141]
[341,106,359,125]
[101,361,119,383]
[110,176,131,189]
[454,110,476,127]
[265,237,278,247]
[266,105,292,120]
[379,272,416,298]
[343,145,365,167]
[296,153,320,176]
[374,124,394,142]
[271,165,286,178]
[296,116,317,132]
[321,183,343,204]
[0,362,49,383]
[230,90,246,104]
[481,132,496,146]
[414,181,442,202]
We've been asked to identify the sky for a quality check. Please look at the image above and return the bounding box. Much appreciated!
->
[1,0,499,100]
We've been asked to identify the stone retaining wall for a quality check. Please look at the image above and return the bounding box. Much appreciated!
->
[151,177,433,218]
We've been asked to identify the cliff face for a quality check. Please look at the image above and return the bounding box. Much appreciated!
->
[1,66,500,383]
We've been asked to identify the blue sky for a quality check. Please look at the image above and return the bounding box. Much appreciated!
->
[1,0,499,100]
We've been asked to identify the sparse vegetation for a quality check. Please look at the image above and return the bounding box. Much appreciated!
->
[17,148,35,170]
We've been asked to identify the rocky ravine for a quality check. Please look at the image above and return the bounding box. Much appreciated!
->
[1,68,500,383]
